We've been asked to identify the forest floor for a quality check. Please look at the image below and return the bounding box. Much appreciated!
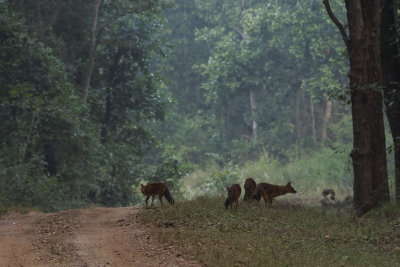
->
[0,206,202,267]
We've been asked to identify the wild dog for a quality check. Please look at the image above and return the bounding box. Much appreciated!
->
[225,184,241,209]
[243,177,256,204]
[323,189,336,200]
[321,189,336,207]
[252,182,297,206]
[321,189,353,208]
[141,182,175,206]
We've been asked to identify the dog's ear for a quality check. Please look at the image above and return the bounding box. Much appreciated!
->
[141,184,144,188]
[226,187,230,192]
[287,182,291,186]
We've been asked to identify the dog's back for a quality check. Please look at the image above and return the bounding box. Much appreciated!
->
[253,182,297,204]
[141,182,167,196]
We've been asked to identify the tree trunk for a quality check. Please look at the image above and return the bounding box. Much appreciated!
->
[101,50,122,144]
[296,89,301,139]
[82,0,101,104]
[309,96,316,143]
[324,0,390,216]
[183,8,189,57]
[321,100,332,144]
[249,89,257,138]
[380,0,400,202]
[35,1,63,41]
[346,0,390,215]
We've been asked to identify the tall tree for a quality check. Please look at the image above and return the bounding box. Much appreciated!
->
[323,0,390,216]
[380,0,400,202]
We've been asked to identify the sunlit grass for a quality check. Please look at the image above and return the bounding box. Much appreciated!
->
[139,197,400,266]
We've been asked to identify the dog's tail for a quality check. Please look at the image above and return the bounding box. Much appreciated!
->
[225,188,235,209]
[164,189,175,205]
[225,195,233,209]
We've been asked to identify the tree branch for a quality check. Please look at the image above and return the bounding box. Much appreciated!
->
[36,1,64,40]
[233,27,249,44]
[323,0,350,50]
[82,0,102,104]
[47,1,63,30]
[96,9,137,39]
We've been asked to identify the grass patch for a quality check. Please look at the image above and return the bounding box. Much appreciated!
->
[139,197,400,266]
[0,205,42,216]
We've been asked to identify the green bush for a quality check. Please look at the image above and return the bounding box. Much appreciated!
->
[203,165,240,196]
[181,147,353,200]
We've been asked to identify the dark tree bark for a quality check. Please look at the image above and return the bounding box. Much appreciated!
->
[380,0,400,202]
[323,0,390,216]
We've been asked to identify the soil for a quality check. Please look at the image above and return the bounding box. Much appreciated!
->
[0,207,201,267]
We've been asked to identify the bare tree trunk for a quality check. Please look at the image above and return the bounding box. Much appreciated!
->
[183,8,189,57]
[235,4,257,139]
[309,96,316,143]
[321,100,332,144]
[101,50,122,144]
[300,87,307,140]
[249,89,257,138]
[380,0,400,202]
[82,0,101,105]
[183,8,190,109]
[324,0,390,216]
[296,89,301,139]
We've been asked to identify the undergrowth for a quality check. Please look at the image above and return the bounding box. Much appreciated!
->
[139,197,400,266]
[182,148,355,200]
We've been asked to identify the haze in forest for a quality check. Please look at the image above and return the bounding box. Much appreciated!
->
[0,0,398,214]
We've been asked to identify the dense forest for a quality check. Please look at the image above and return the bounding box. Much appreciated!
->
[0,0,399,215]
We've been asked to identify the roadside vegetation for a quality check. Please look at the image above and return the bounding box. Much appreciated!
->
[139,197,400,266]
[182,147,354,201]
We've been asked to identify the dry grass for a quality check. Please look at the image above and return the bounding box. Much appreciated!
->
[139,197,400,266]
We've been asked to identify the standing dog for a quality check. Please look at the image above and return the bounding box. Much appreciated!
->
[141,182,175,206]
[253,182,297,206]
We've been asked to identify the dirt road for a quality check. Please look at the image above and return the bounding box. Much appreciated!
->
[0,207,201,267]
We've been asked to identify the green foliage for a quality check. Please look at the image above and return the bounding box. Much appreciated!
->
[152,0,349,166]
[0,1,172,210]
[203,166,240,196]
[179,146,353,200]
[2,0,391,212]
[144,157,193,194]
[0,4,95,210]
